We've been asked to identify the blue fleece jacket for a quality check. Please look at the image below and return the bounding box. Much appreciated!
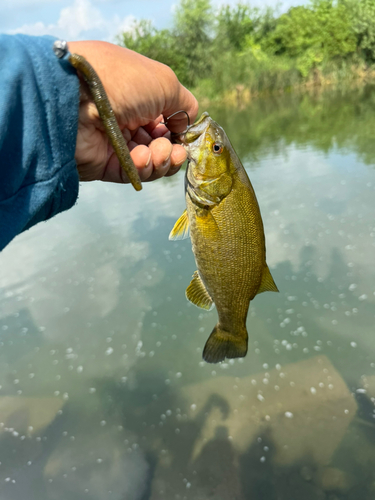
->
[0,34,80,251]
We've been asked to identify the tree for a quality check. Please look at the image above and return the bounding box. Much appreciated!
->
[119,20,186,82]
[216,4,255,51]
[345,0,375,61]
[263,0,357,75]
[119,0,213,87]
[174,0,214,86]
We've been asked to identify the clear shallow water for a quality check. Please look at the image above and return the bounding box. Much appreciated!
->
[1,86,375,499]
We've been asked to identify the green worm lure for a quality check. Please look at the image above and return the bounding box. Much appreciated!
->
[53,40,142,192]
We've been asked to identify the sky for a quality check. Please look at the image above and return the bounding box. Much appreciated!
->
[1,0,307,43]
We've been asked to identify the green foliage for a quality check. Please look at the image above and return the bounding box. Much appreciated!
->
[174,0,213,86]
[119,0,212,86]
[205,49,300,98]
[117,0,374,98]
[345,0,375,61]
[216,4,277,51]
[119,20,185,81]
[263,1,357,76]
[216,4,255,51]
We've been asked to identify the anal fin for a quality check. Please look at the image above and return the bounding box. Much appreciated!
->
[186,271,214,310]
[257,264,279,294]
[169,210,190,240]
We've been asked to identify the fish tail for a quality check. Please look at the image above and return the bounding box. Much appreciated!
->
[203,323,248,364]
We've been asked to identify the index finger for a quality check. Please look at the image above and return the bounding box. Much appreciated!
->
[143,115,169,137]
[162,82,199,133]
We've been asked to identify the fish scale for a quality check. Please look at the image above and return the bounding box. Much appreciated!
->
[205,178,263,321]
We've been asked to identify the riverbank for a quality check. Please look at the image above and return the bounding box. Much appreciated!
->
[192,61,375,108]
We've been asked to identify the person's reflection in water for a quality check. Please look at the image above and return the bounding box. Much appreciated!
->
[239,429,277,500]
[239,429,326,500]
[191,426,243,500]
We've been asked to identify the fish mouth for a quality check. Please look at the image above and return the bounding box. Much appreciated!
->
[175,112,211,147]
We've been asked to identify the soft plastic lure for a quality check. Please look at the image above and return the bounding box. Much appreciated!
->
[53,40,142,192]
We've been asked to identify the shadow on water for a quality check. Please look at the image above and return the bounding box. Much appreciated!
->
[93,367,374,500]
[239,429,326,500]
[0,407,67,500]
[191,426,242,499]
[94,368,231,493]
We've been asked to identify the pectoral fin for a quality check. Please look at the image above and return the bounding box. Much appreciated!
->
[257,265,279,294]
[186,271,214,310]
[169,210,190,240]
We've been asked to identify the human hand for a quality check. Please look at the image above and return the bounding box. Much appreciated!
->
[68,41,198,183]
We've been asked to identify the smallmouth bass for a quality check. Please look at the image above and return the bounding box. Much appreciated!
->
[170,112,278,363]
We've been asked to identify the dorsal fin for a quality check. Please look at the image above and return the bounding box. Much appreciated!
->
[186,271,214,310]
[169,210,190,240]
[257,265,279,294]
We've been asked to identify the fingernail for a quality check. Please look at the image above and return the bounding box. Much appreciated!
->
[174,158,186,168]
[146,152,152,168]
[160,152,172,170]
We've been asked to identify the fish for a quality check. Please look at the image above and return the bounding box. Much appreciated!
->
[169,112,278,363]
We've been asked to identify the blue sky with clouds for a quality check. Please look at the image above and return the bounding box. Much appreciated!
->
[1,0,307,42]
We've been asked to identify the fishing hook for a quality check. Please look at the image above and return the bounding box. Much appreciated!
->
[162,110,191,134]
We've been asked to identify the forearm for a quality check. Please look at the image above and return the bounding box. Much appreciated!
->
[0,34,80,251]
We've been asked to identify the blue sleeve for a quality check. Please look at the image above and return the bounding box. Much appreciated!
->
[0,34,80,251]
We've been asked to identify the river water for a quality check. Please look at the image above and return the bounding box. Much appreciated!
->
[1,86,375,500]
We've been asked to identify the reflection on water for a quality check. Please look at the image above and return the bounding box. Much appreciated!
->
[1,86,375,499]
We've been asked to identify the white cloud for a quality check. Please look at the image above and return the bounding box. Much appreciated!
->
[3,0,308,38]
[7,0,135,41]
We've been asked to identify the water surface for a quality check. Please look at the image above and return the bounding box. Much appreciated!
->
[1,86,375,500]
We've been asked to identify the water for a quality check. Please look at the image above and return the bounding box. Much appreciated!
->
[1,85,375,499]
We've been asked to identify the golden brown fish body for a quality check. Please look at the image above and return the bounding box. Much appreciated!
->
[170,113,277,363]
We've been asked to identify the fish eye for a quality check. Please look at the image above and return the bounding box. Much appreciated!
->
[212,143,224,155]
